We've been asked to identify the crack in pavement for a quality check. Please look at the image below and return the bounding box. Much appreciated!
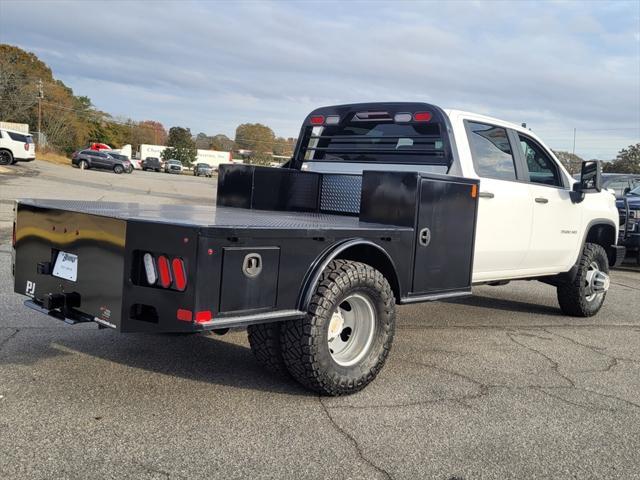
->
[506,332,576,388]
[0,328,19,351]
[611,281,640,291]
[318,396,393,480]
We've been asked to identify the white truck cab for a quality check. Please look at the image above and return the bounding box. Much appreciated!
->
[445,110,619,284]
[302,104,622,317]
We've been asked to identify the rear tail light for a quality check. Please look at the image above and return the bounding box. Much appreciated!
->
[171,258,187,291]
[325,115,340,125]
[12,221,16,248]
[195,310,213,323]
[24,143,29,151]
[310,115,324,125]
[140,252,187,291]
[157,255,172,288]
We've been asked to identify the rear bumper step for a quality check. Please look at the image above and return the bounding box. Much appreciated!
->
[24,299,305,331]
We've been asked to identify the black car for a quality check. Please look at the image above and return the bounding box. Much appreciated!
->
[617,185,640,263]
[71,149,133,174]
[193,163,213,177]
[141,157,162,172]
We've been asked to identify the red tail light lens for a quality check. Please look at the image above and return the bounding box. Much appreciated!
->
[310,115,324,125]
[195,311,213,323]
[171,258,187,291]
[157,255,172,288]
[177,308,192,322]
[413,112,432,122]
[24,143,30,151]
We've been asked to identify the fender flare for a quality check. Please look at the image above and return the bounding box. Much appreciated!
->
[558,218,618,283]
[296,238,399,311]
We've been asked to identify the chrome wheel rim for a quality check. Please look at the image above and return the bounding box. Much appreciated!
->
[327,293,376,367]
[79,161,86,170]
[585,261,609,302]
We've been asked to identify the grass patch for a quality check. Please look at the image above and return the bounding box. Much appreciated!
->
[38,149,71,165]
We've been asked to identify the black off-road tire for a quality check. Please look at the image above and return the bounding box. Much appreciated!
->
[557,243,609,317]
[0,150,14,166]
[280,260,396,396]
[247,322,288,376]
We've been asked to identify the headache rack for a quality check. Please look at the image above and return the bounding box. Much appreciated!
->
[293,102,453,167]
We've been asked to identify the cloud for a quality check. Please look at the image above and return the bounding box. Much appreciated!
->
[0,0,638,158]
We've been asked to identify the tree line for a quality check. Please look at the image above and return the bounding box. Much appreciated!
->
[0,44,296,166]
[1,44,637,171]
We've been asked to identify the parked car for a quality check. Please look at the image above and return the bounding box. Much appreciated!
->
[141,157,162,172]
[107,152,133,173]
[193,163,213,177]
[617,184,640,263]
[71,149,132,174]
[0,128,35,165]
[164,159,183,174]
[574,173,640,199]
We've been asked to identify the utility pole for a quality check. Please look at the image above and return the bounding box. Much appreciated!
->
[37,79,44,144]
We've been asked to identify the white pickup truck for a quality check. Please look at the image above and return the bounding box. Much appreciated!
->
[12,102,624,395]
[303,106,623,318]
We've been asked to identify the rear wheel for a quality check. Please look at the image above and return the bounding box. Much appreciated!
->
[125,165,133,174]
[247,323,288,375]
[0,150,14,166]
[79,160,89,170]
[557,243,610,317]
[280,260,396,396]
[113,164,124,174]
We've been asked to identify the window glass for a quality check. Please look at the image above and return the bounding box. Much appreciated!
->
[301,120,447,169]
[466,122,516,180]
[518,135,562,187]
[7,131,28,142]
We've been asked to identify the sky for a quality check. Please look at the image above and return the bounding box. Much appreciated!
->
[0,0,639,159]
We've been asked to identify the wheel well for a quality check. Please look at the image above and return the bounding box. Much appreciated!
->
[335,244,401,302]
[585,223,617,265]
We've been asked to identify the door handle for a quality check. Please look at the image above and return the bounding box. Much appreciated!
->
[478,191,495,199]
[535,197,549,204]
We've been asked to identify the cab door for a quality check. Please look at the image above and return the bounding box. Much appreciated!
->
[515,133,581,270]
[464,121,533,282]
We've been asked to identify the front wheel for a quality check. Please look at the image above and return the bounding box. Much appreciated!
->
[280,260,396,396]
[557,243,610,317]
[79,160,89,170]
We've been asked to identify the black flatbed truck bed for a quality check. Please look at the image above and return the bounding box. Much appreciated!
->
[12,102,480,395]
[14,166,478,332]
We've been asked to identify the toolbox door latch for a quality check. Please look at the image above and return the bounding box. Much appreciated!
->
[242,253,262,278]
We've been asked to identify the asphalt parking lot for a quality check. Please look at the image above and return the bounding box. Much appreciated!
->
[1,160,639,479]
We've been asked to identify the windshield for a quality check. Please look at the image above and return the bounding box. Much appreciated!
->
[169,160,181,165]
[628,185,640,196]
